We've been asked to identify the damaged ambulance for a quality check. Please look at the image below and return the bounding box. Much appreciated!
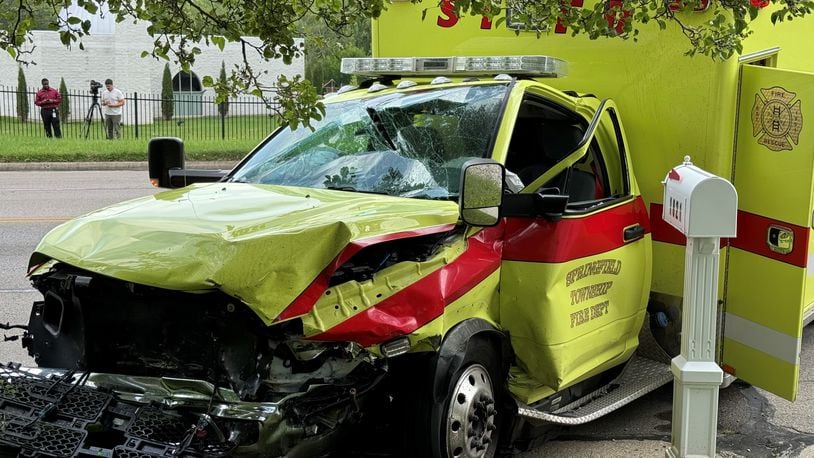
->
[4,1,814,455]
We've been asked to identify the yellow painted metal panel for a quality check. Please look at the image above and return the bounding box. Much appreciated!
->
[499,234,650,390]
[734,66,814,226]
[806,228,814,317]
[724,64,814,399]
[726,249,805,338]
[34,184,460,324]
[722,338,798,401]
[369,268,502,357]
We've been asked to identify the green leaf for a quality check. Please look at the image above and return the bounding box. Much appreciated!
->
[67,16,82,25]
[212,36,226,51]
[202,75,214,86]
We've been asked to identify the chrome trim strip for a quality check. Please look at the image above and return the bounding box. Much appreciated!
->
[738,47,781,63]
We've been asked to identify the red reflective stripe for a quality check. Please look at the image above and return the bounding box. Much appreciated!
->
[651,203,809,268]
[310,227,504,347]
[730,211,809,268]
[275,224,457,322]
[502,196,650,263]
[650,203,687,246]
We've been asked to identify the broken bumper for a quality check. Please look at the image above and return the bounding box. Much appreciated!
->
[0,364,361,457]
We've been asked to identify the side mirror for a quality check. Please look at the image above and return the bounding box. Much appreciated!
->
[148,137,229,188]
[459,159,504,227]
[148,137,184,188]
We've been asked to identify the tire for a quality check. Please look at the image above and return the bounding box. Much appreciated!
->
[435,338,504,458]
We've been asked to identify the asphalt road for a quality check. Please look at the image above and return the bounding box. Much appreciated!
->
[1,169,812,457]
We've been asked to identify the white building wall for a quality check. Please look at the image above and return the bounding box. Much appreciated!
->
[0,19,303,125]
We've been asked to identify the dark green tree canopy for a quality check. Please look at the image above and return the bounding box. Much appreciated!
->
[2,0,811,127]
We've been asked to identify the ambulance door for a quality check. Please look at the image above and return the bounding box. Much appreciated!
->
[500,96,652,390]
[723,64,814,401]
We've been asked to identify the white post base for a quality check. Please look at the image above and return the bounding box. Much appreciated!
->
[666,355,723,458]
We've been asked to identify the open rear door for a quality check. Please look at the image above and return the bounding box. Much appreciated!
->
[723,64,814,401]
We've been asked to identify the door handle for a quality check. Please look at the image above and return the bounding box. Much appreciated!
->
[623,224,645,243]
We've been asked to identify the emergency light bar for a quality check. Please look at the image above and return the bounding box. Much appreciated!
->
[340,55,567,78]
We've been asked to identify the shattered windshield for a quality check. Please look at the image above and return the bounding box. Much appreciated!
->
[230,84,508,199]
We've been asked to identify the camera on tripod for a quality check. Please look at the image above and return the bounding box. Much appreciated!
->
[90,80,103,95]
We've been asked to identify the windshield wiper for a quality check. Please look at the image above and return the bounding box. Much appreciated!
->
[325,185,391,196]
[365,107,397,151]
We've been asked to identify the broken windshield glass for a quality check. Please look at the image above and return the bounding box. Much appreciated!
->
[230,83,509,199]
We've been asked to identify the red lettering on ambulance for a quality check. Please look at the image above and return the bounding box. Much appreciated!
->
[437,0,493,29]
[437,0,459,27]
[605,0,631,35]
[555,0,584,34]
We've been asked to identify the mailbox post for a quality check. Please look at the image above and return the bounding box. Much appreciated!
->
[662,156,737,458]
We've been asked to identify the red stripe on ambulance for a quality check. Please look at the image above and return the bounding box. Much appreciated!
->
[650,203,809,268]
[502,196,650,263]
[276,224,458,322]
[309,227,504,347]
[730,211,809,268]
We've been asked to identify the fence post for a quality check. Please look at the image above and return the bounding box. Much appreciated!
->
[134,92,139,139]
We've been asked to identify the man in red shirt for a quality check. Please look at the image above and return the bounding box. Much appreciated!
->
[34,78,62,138]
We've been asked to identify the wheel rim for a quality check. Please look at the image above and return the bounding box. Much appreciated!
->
[445,364,497,458]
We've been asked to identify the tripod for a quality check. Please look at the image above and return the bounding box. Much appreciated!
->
[83,93,104,139]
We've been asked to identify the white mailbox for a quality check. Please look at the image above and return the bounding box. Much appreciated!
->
[662,156,737,238]
[663,156,738,458]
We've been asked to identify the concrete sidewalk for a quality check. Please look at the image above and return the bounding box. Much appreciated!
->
[0,160,237,172]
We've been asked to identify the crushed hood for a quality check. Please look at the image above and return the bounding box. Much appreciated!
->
[32,183,460,323]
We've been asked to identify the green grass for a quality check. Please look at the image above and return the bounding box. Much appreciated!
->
[0,115,278,162]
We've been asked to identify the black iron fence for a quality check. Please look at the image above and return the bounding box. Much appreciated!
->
[0,86,281,141]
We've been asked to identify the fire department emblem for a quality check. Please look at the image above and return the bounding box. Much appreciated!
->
[751,86,803,152]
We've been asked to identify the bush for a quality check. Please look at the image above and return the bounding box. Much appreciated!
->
[58,78,70,123]
[16,67,29,122]
[161,63,173,120]
[217,61,229,117]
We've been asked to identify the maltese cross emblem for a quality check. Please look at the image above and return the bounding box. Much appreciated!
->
[751,86,803,152]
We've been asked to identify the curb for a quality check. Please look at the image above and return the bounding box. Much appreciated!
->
[0,160,237,172]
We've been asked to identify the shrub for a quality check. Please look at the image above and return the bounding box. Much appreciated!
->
[16,67,29,122]
[58,78,70,123]
[217,61,229,117]
[161,63,173,120]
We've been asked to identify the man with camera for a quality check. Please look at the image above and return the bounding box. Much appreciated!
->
[34,78,62,138]
[100,79,125,139]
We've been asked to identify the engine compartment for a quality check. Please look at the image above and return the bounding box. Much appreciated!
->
[3,263,389,456]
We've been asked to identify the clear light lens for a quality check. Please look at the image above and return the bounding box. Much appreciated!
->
[341,55,567,78]
[341,58,414,75]
[455,55,567,77]
[380,336,411,358]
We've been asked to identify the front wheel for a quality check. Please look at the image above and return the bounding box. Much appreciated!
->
[445,363,499,457]
[438,339,504,458]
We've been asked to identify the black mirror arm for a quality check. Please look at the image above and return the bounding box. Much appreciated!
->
[502,192,569,220]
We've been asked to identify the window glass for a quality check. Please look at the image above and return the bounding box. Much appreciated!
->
[230,84,509,199]
[504,96,629,206]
